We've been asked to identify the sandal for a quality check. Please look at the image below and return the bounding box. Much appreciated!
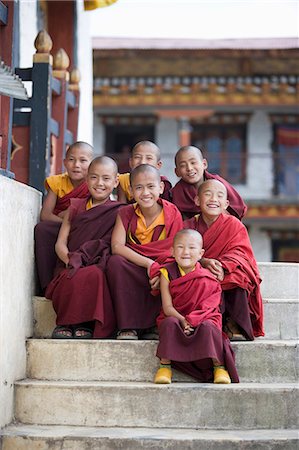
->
[142,326,159,340]
[52,325,73,339]
[116,329,138,340]
[224,319,246,341]
[73,326,93,339]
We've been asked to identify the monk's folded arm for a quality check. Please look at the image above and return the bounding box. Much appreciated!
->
[111,214,155,271]
[55,209,71,265]
[40,189,63,223]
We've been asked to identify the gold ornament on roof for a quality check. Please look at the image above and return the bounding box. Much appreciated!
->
[84,0,118,11]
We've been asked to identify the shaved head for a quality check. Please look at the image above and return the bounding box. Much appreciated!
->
[132,141,161,161]
[175,145,204,166]
[130,163,161,186]
[66,141,93,159]
[88,155,118,175]
[173,228,203,247]
[197,179,228,198]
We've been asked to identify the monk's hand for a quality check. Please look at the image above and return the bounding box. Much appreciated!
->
[146,259,156,278]
[149,275,160,290]
[201,258,223,279]
[216,266,225,281]
[57,210,67,219]
[180,318,194,335]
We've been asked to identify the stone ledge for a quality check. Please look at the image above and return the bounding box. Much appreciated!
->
[1,425,298,450]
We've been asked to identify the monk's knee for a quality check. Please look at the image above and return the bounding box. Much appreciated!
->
[160,316,180,332]
[107,255,125,272]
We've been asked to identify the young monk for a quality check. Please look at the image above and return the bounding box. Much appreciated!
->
[45,156,122,339]
[171,145,247,220]
[154,229,239,384]
[184,179,264,340]
[117,140,172,203]
[107,164,183,340]
[35,141,93,292]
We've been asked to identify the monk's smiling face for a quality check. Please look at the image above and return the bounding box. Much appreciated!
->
[172,231,204,274]
[196,180,229,221]
[130,168,164,210]
[87,159,118,205]
[129,142,162,170]
[175,147,207,186]
[64,144,93,186]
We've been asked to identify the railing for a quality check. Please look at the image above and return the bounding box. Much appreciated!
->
[11,30,80,193]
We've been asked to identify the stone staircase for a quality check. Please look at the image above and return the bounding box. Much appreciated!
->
[1,263,298,449]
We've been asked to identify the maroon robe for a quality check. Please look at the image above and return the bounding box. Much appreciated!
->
[156,261,239,383]
[171,170,247,220]
[106,200,183,331]
[53,181,90,216]
[35,181,90,292]
[45,198,123,338]
[160,175,172,202]
[184,213,264,338]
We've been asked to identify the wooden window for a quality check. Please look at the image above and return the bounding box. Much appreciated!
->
[274,124,299,197]
[191,124,246,184]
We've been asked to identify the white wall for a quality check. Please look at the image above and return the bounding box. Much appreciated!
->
[19,0,38,68]
[249,225,272,262]
[0,177,41,428]
[76,1,93,145]
[237,111,273,200]
[19,0,38,98]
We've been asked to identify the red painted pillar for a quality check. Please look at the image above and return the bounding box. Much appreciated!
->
[178,117,192,147]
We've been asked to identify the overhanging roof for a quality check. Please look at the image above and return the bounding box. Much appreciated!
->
[0,60,28,100]
[93,37,299,51]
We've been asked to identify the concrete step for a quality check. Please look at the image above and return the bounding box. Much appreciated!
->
[1,425,298,450]
[14,380,298,429]
[32,296,299,339]
[263,299,298,339]
[259,262,298,299]
[26,339,299,383]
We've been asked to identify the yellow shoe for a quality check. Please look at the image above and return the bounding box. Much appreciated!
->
[213,366,231,384]
[154,367,172,384]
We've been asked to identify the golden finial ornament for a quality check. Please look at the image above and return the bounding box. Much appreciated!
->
[69,67,81,91]
[33,30,53,64]
[53,49,70,80]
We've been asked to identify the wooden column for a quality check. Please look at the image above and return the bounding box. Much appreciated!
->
[29,30,53,192]
[47,1,75,68]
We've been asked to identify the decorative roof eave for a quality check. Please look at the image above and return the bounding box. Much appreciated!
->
[0,60,28,100]
[93,75,298,108]
[243,203,299,229]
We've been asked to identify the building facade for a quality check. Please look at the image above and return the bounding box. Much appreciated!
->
[93,37,299,262]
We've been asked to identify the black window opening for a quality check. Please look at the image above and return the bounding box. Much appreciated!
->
[105,123,155,173]
[272,238,299,263]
